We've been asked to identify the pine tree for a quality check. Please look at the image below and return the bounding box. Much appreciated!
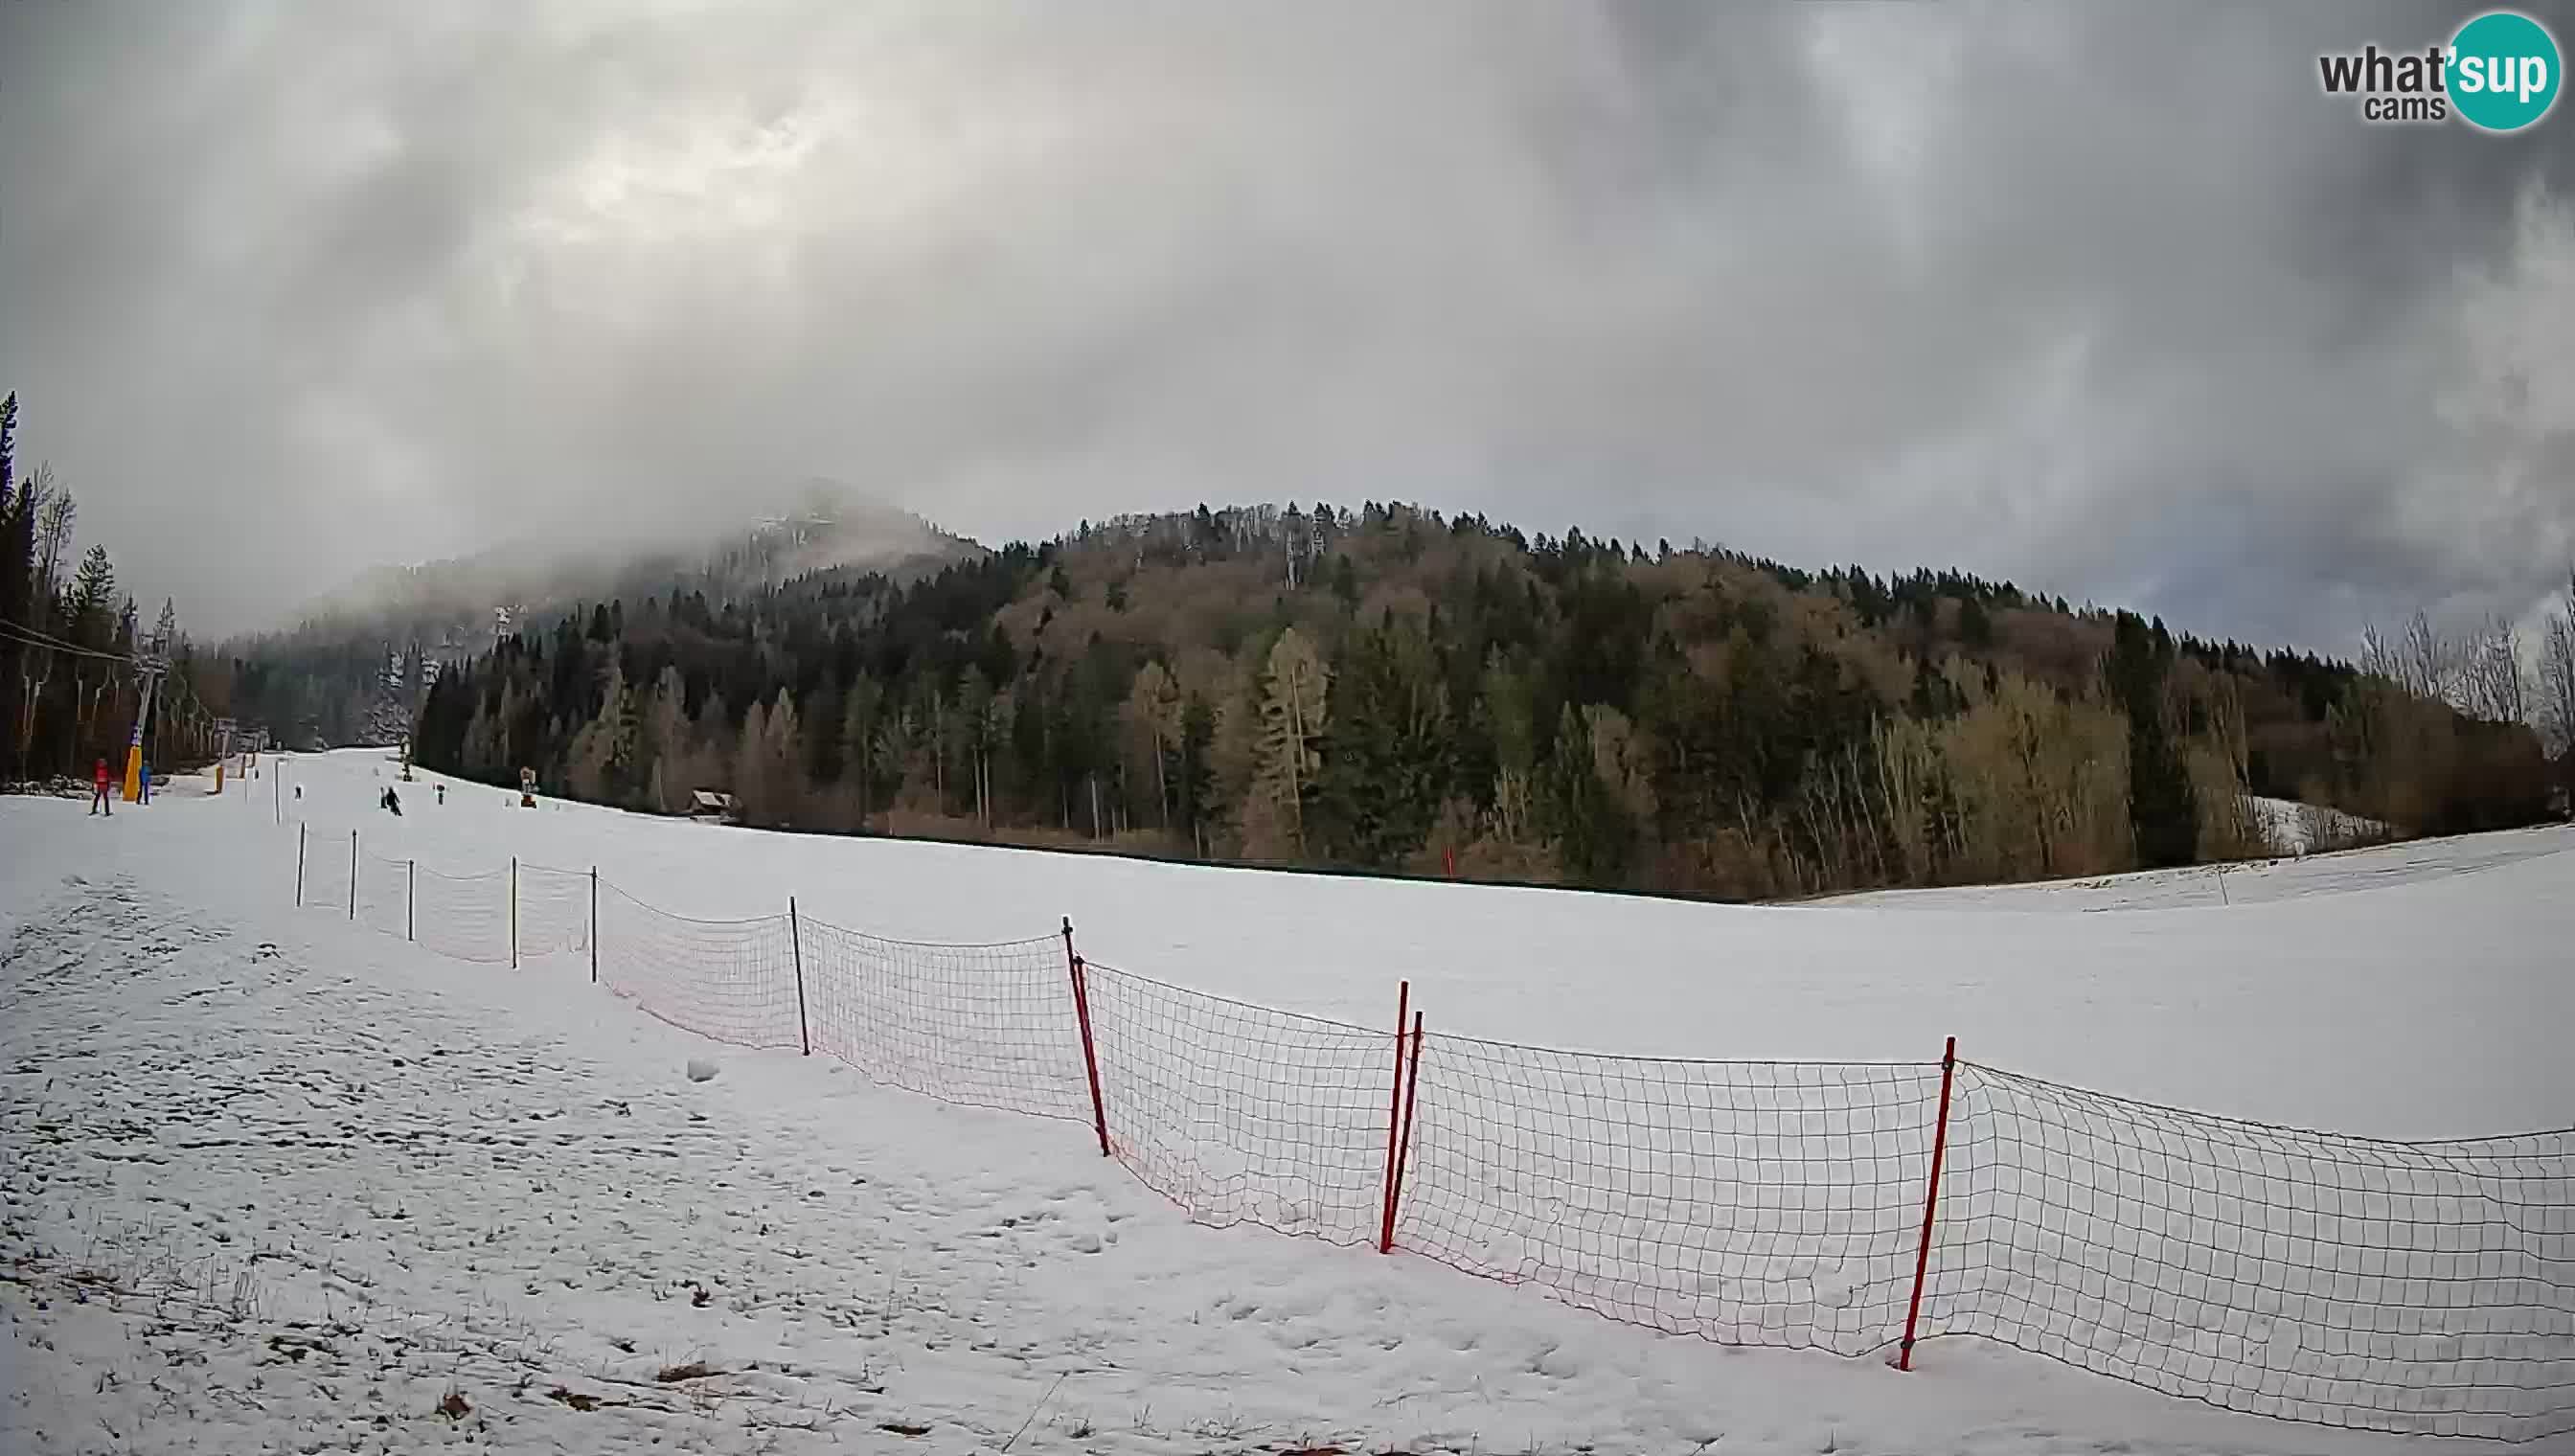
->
[1127,660,1182,828]
[2108,611,2199,867]
[1543,703,1632,882]
[735,700,770,825]
[842,676,883,825]
[641,666,687,812]
[1331,556,1360,616]
[598,663,638,804]
[1175,694,1217,853]
[1253,627,1330,853]
[1958,595,1994,649]
[68,547,116,642]
[1313,617,1453,868]
[763,690,803,825]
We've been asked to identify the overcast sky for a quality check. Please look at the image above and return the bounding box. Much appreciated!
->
[3,1,2571,648]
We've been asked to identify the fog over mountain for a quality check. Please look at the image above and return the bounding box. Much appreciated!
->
[252,480,975,657]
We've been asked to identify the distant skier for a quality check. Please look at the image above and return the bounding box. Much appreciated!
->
[140,763,152,804]
[380,786,402,816]
[435,783,445,806]
[89,759,112,816]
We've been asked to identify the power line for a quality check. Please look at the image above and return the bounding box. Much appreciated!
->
[0,616,142,665]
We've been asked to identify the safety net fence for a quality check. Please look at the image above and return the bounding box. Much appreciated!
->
[286,829,2570,1442]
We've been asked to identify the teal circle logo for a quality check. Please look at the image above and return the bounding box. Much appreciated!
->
[2450,11,2561,131]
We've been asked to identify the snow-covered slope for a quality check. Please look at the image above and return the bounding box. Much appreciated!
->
[247,750,2574,1135]
[1816,819,2561,921]
[5,752,2567,1453]
[2245,794,2390,855]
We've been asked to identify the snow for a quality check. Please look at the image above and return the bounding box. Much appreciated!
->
[1817,818,2561,922]
[268,752,2573,1135]
[4,748,2569,1452]
[2244,794,2390,857]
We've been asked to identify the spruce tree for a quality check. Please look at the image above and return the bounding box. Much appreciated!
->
[1542,703,1631,882]
[1313,618,1452,868]
[2108,611,2199,867]
[1959,595,1994,649]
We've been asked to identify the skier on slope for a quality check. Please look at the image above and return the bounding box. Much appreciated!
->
[89,758,112,816]
[380,785,402,816]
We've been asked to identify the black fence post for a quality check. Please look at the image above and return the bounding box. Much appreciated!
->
[788,897,811,1057]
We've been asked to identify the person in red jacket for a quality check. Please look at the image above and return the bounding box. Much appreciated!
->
[89,758,112,816]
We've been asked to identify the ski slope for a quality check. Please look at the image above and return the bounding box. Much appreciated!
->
[258,751,2574,1133]
[3,748,2568,1453]
[1816,818,2560,919]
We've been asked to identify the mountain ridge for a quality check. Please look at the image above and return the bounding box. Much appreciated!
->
[376,499,2561,902]
[270,482,976,649]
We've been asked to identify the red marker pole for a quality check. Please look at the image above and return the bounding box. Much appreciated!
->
[1063,919,1110,1158]
[1898,1036,1958,1372]
[1383,1010,1424,1255]
[1379,980,1410,1251]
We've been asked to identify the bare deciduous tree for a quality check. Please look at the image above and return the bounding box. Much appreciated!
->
[2540,566,2575,760]
[2362,606,2531,726]
[2461,613,2527,725]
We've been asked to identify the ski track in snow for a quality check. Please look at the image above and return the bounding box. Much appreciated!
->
[2,758,2561,1453]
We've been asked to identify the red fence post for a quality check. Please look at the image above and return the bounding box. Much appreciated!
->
[510,856,518,969]
[407,859,416,942]
[1382,1009,1425,1254]
[788,897,811,1057]
[348,830,357,921]
[1062,918,1111,1158]
[294,823,306,907]
[589,868,598,984]
[1899,1035,1958,1372]
[1379,980,1411,1252]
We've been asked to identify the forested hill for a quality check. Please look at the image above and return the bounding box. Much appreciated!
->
[409,501,2558,900]
[218,490,977,749]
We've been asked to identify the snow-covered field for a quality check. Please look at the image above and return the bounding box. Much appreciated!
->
[1816,816,2559,921]
[4,748,2569,1452]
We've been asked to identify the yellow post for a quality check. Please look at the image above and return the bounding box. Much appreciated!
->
[122,666,161,802]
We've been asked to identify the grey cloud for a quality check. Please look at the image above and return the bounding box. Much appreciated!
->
[1,0,2570,651]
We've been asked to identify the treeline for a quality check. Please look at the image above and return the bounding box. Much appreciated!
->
[0,394,233,786]
[407,500,2561,899]
[218,630,431,752]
